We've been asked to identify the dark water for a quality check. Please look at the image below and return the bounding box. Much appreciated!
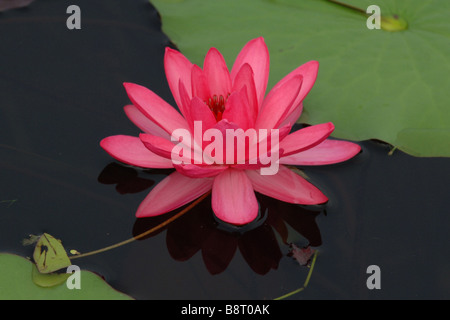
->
[1,0,449,300]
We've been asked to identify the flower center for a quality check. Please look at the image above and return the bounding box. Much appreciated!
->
[206,94,229,121]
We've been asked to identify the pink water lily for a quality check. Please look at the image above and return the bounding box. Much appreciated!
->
[100,37,361,225]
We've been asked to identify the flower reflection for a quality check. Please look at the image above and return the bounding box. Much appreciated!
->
[130,180,323,275]
[97,162,155,194]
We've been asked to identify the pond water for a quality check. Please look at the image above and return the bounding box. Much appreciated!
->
[1,0,449,300]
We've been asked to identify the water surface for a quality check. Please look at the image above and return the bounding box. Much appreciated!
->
[1,0,449,300]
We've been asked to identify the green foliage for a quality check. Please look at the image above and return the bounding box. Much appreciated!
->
[32,233,71,274]
[151,0,450,157]
[0,253,133,300]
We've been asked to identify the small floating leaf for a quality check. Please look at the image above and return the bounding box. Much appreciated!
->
[33,233,71,274]
[290,243,315,266]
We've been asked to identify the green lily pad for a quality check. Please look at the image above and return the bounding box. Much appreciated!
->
[150,0,450,157]
[0,253,133,300]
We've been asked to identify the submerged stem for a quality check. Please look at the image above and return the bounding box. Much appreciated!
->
[274,250,318,300]
[71,191,211,260]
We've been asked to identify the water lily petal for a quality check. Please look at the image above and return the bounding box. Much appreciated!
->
[191,64,210,102]
[255,75,303,130]
[279,103,303,129]
[177,78,192,120]
[222,87,254,130]
[209,119,249,165]
[139,133,183,161]
[231,63,258,121]
[164,47,193,109]
[231,162,266,170]
[231,37,269,107]
[280,122,335,157]
[246,165,328,205]
[203,48,231,97]
[185,96,218,133]
[100,135,173,168]
[273,60,319,117]
[213,118,241,132]
[212,169,259,225]
[136,171,213,217]
[123,82,190,135]
[174,163,228,178]
[240,122,291,165]
[123,104,171,139]
[175,94,217,156]
[280,139,361,166]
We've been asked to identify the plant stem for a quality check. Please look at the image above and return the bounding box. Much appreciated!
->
[303,250,318,287]
[1,199,17,207]
[71,191,211,260]
[274,250,318,300]
[326,0,367,15]
[388,146,397,156]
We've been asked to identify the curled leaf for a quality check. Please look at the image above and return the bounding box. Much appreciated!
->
[32,233,71,274]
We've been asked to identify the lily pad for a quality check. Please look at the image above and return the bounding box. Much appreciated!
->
[150,0,450,157]
[0,253,133,300]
